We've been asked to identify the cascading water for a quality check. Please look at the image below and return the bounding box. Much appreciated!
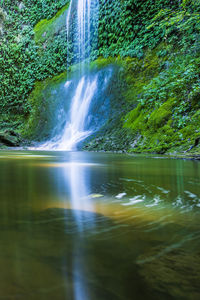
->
[38,0,100,151]
[55,75,98,150]
[63,0,99,150]
[37,68,112,151]
[66,0,99,67]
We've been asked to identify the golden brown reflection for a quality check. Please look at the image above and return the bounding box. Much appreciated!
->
[0,151,199,300]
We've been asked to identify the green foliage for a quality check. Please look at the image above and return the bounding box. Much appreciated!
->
[148,0,200,54]
[123,48,200,153]
[0,0,69,115]
[98,0,200,60]
[138,54,200,125]
[2,0,69,26]
[98,0,179,58]
[1,0,200,154]
[0,27,37,114]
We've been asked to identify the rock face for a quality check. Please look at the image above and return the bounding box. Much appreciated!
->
[0,7,7,35]
[0,130,21,147]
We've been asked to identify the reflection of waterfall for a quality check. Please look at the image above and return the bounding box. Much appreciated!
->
[67,162,93,225]
[64,153,94,300]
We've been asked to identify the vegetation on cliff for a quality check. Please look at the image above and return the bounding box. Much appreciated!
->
[0,0,200,154]
[84,0,200,154]
[0,0,69,117]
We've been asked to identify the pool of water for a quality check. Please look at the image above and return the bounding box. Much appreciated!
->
[0,150,200,299]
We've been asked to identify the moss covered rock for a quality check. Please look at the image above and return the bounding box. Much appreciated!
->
[24,71,67,141]
[0,130,21,147]
[34,3,69,45]
[147,98,176,129]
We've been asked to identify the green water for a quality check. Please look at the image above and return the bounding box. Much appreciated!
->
[0,151,200,300]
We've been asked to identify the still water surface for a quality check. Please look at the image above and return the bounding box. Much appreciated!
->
[0,151,200,300]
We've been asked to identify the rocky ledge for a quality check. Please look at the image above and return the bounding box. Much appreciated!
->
[0,130,22,148]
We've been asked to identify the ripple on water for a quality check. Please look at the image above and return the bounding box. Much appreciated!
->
[122,195,145,206]
[115,193,127,199]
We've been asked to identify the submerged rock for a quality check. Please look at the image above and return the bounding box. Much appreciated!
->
[137,247,200,300]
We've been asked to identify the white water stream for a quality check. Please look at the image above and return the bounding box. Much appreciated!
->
[64,0,99,149]
[55,75,98,150]
[38,0,99,151]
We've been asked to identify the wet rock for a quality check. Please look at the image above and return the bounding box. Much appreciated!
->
[186,137,200,152]
[0,130,21,147]
[130,134,142,149]
[18,2,25,10]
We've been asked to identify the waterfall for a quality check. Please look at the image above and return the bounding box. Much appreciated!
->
[66,0,99,67]
[60,0,99,150]
[37,68,112,151]
[36,0,100,151]
[54,75,98,150]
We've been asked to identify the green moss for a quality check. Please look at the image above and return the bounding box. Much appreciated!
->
[126,98,198,154]
[90,56,122,70]
[23,71,67,140]
[122,48,162,103]
[34,3,69,44]
[124,104,143,130]
[47,71,67,85]
[147,98,176,129]
[65,57,118,77]
[123,49,169,133]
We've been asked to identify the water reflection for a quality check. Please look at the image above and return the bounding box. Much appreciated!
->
[64,153,93,300]
[0,151,200,299]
